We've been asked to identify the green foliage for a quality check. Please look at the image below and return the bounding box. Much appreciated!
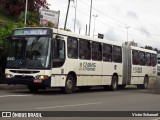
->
[18,11,40,27]
[48,21,54,28]
[0,5,15,22]
[1,0,49,17]
[145,45,159,52]
[0,23,16,47]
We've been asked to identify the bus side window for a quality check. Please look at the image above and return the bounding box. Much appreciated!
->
[145,53,151,66]
[103,44,112,62]
[139,52,145,66]
[132,50,139,65]
[92,41,102,61]
[113,46,122,63]
[79,39,91,60]
[151,54,157,67]
[53,39,65,68]
[67,37,78,59]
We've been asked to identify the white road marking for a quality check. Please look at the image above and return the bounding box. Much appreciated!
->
[37,102,102,110]
[0,95,32,98]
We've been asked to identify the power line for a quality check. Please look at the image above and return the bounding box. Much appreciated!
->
[72,0,160,46]
[78,0,160,37]
[76,7,155,44]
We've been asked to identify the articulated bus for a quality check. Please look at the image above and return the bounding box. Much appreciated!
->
[5,27,157,93]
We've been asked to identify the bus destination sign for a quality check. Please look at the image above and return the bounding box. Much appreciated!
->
[13,29,49,36]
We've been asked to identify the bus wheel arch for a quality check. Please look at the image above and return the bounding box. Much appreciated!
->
[62,71,77,94]
[110,73,118,91]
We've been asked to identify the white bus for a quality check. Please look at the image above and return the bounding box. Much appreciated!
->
[5,27,157,93]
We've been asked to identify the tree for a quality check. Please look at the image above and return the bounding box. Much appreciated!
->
[0,23,16,47]
[18,11,40,26]
[0,0,49,17]
[145,45,153,50]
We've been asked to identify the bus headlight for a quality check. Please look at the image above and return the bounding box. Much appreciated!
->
[35,75,49,80]
[6,74,14,78]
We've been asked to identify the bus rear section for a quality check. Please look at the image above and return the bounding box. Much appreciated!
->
[122,45,157,89]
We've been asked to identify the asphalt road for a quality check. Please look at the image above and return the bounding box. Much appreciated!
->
[0,85,160,120]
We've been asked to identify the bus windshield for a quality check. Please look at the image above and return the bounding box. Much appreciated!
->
[6,36,51,69]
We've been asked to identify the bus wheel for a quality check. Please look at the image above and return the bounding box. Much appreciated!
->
[28,85,39,93]
[62,75,76,94]
[137,76,149,89]
[110,75,118,91]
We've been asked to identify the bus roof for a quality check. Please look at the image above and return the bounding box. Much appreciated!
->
[130,46,157,54]
[52,28,122,47]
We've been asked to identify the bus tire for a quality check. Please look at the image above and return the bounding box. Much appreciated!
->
[28,85,39,93]
[110,75,118,91]
[62,75,76,94]
[137,76,149,89]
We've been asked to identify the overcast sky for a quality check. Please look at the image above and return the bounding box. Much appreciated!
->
[47,0,160,48]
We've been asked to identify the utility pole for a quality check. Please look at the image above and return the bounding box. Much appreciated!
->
[74,0,77,33]
[126,26,130,43]
[93,15,98,37]
[64,0,72,30]
[88,0,92,36]
[24,0,28,25]
[85,24,88,35]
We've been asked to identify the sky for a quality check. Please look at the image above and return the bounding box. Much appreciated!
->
[47,0,160,49]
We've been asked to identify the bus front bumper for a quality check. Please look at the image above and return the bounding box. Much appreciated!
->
[5,76,51,87]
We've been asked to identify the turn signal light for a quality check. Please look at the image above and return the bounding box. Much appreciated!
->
[35,75,48,80]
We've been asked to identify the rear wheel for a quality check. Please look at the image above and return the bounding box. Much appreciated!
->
[137,76,149,89]
[62,75,76,94]
[110,75,118,91]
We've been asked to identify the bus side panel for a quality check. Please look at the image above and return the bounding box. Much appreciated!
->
[51,68,66,87]
[64,59,103,86]
[102,63,113,85]
[87,61,102,86]
[131,65,141,84]
[102,62,123,85]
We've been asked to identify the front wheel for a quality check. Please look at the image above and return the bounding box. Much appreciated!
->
[62,75,76,94]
